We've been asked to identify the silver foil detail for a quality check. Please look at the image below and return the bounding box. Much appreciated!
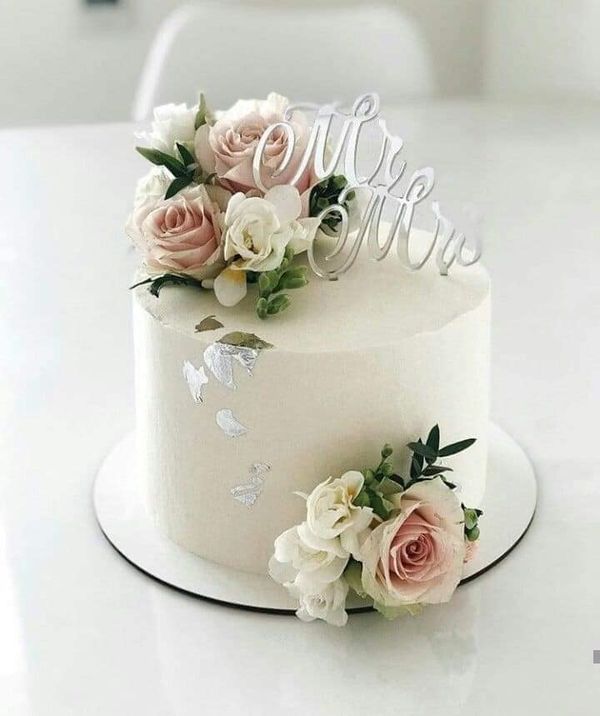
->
[231,463,271,507]
[182,360,209,403]
[216,409,248,438]
[203,342,259,390]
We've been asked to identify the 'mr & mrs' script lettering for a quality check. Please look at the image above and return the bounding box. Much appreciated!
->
[251,93,481,280]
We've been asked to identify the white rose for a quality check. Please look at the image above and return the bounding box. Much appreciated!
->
[293,578,349,627]
[125,166,172,243]
[268,522,348,592]
[213,184,319,307]
[306,471,373,558]
[136,102,197,156]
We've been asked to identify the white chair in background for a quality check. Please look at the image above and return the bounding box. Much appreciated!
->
[132,0,435,120]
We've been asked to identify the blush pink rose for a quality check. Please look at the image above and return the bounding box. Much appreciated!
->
[195,92,312,195]
[360,477,466,608]
[136,184,229,280]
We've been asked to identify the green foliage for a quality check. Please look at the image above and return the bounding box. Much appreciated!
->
[373,601,423,620]
[136,146,189,177]
[309,174,355,233]
[343,559,366,597]
[130,273,204,297]
[165,175,193,199]
[136,103,215,200]
[353,426,481,535]
[194,92,209,130]
[462,505,483,541]
[253,246,309,319]
[405,426,476,489]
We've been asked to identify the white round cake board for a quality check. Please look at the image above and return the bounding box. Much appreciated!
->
[93,423,536,614]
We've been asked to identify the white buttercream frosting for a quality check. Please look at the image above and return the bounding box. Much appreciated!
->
[133,230,491,575]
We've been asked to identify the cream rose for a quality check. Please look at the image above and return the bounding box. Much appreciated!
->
[195,92,311,194]
[306,471,373,559]
[361,478,466,608]
[125,166,172,243]
[268,522,348,594]
[213,185,319,307]
[293,578,349,627]
[135,184,229,280]
[136,102,197,156]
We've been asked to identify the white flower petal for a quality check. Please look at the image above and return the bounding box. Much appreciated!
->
[213,267,247,307]
[264,184,302,224]
[224,192,247,226]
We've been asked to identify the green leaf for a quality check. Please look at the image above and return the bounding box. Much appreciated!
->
[438,438,477,457]
[353,489,371,508]
[363,468,375,484]
[165,175,193,199]
[381,443,393,459]
[464,508,478,530]
[368,490,390,520]
[344,560,366,597]
[195,315,224,333]
[421,465,454,476]
[378,476,403,496]
[135,146,188,178]
[407,441,437,460]
[389,473,405,488]
[176,142,196,167]
[256,297,268,320]
[258,273,272,298]
[277,276,308,290]
[194,92,209,129]
[410,451,424,479]
[465,525,480,542]
[266,293,290,315]
[130,273,203,297]
[218,331,273,350]
[379,462,393,478]
[426,424,440,453]
[373,602,423,620]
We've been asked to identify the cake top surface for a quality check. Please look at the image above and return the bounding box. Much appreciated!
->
[134,231,490,353]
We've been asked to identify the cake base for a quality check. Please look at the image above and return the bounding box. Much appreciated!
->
[93,423,536,614]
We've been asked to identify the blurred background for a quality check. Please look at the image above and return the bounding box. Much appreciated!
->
[1,0,599,128]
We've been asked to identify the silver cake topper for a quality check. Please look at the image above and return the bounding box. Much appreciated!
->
[252,93,481,280]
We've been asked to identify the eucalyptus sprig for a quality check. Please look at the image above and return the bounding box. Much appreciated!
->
[353,426,479,523]
[254,246,309,319]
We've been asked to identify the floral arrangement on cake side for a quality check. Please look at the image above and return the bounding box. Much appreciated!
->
[269,425,482,626]
[126,93,356,319]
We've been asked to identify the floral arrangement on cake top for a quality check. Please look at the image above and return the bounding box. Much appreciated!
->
[126,93,357,319]
[269,425,482,626]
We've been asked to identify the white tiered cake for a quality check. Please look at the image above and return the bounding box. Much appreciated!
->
[133,238,490,576]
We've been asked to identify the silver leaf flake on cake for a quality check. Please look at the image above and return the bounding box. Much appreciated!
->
[182,360,209,403]
[231,463,271,506]
[203,342,259,390]
[216,409,248,438]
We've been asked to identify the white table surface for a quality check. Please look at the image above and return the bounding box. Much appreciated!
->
[1,101,599,715]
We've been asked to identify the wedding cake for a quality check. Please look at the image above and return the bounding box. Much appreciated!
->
[126,92,489,625]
